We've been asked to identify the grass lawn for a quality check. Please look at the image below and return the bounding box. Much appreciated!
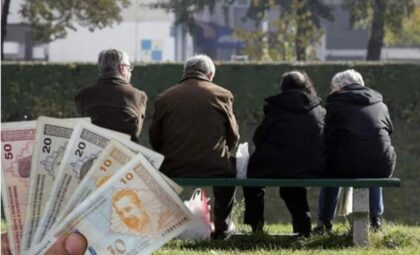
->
[155,222,420,255]
[2,220,419,254]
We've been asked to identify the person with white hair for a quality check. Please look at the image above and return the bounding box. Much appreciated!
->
[75,49,147,142]
[313,69,396,234]
[149,54,239,240]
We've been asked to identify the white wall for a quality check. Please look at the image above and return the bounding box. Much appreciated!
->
[48,21,175,63]
[6,0,23,24]
[382,48,420,61]
[5,0,176,62]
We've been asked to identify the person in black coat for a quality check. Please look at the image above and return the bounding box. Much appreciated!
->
[313,69,396,233]
[243,71,326,237]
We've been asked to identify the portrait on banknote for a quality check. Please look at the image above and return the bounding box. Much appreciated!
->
[111,188,156,236]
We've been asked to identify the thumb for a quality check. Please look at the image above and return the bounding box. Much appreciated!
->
[64,233,88,255]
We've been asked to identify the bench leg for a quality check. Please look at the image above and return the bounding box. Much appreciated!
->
[352,188,370,246]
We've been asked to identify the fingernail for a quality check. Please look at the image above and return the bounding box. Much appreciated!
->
[65,234,86,255]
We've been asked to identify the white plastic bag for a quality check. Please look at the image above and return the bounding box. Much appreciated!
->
[337,187,353,216]
[178,188,212,240]
[236,142,249,179]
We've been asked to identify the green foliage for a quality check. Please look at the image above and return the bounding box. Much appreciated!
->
[245,0,334,26]
[343,0,414,32]
[285,0,325,61]
[148,0,217,33]
[20,0,130,42]
[151,0,332,60]
[343,0,415,60]
[241,0,333,61]
[235,0,325,61]
[1,219,6,232]
[232,198,245,225]
[384,7,420,47]
[2,62,420,224]
[382,230,413,248]
[234,29,270,61]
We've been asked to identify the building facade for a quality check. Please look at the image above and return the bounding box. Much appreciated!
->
[2,0,182,63]
[2,0,419,62]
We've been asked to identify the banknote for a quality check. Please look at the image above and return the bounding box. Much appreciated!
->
[122,139,164,170]
[120,140,182,194]
[30,153,194,255]
[32,122,130,245]
[19,116,90,254]
[1,120,37,255]
[58,139,181,224]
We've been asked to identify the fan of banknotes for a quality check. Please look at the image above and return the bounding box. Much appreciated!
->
[1,117,194,255]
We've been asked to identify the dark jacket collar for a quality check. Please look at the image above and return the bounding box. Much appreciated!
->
[97,72,130,86]
[327,83,383,106]
[179,71,211,83]
[265,90,321,113]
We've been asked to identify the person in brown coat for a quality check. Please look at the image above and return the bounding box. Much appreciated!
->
[74,49,147,142]
[149,54,240,240]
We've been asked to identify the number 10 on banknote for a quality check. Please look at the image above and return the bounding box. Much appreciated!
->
[30,153,194,255]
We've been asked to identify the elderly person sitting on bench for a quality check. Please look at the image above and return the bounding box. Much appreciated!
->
[149,54,240,240]
[313,69,396,234]
[243,70,326,237]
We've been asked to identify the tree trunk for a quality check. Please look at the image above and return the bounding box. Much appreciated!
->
[295,0,307,61]
[222,5,230,27]
[366,0,386,60]
[295,29,306,60]
[1,0,11,60]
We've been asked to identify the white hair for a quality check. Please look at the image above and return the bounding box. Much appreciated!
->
[98,49,130,75]
[184,54,215,76]
[331,69,365,88]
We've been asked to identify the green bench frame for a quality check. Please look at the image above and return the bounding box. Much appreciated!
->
[173,177,401,246]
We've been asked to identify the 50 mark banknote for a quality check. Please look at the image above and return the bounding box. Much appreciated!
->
[1,120,37,255]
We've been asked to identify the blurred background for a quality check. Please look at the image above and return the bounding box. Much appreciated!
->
[1,0,420,227]
[2,0,420,62]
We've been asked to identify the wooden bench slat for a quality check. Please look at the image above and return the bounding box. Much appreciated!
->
[172,178,401,187]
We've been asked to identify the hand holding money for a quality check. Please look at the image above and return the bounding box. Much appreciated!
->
[1,117,193,255]
[2,232,88,255]
[45,233,87,255]
[2,233,11,255]
[30,153,193,255]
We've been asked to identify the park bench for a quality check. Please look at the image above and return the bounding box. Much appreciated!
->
[173,177,401,246]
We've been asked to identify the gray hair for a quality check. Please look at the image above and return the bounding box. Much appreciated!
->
[97,49,130,75]
[331,69,365,88]
[183,54,215,76]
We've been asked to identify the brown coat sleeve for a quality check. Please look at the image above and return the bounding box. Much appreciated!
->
[220,92,240,151]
